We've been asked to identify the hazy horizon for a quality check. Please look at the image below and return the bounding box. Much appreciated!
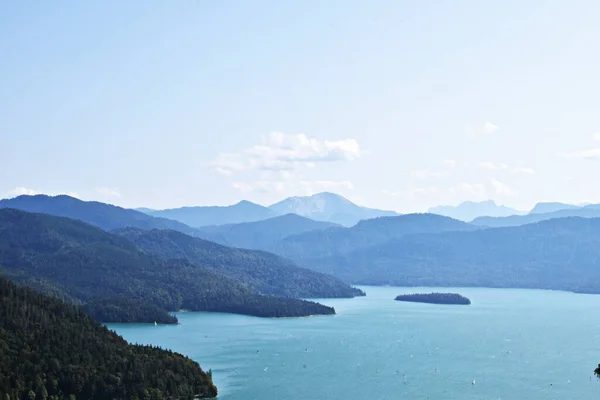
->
[2,1,600,213]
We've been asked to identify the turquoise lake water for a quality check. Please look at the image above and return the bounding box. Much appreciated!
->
[108,286,600,399]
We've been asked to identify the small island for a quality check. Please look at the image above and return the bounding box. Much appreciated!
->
[394,292,471,305]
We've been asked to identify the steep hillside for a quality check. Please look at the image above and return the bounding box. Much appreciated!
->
[269,213,477,262]
[309,217,600,293]
[115,227,364,298]
[196,213,340,249]
[149,200,278,227]
[269,192,398,226]
[0,194,200,236]
[0,209,336,321]
[0,277,218,399]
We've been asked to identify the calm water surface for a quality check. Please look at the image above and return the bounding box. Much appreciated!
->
[109,286,600,400]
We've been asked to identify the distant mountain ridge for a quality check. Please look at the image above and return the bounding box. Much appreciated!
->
[472,205,600,227]
[269,192,398,226]
[428,200,524,222]
[148,200,278,227]
[304,217,600,294]
[268,213,477,263]
[136,192,398,228]
[528,202,580,215]
[196,213,340,249]
[0,194,201,236]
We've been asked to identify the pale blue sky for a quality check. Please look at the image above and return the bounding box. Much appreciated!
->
[1,1,599,213]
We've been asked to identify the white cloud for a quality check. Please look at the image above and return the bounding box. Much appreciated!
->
[490,178,517,197]
[470,122,500,136]
[441,159,458,169]
[593,132,600,141]
[7,187,80,198]
[482,122,500,134]
[479,161,508,170]
[382,187,438,198]
[448,182,488,200]
[233,178,353,196]
[10,187,40,196]
[211,132,362,175]
[95,187,122,198]
[478,162,535,175]
[563,148,600,161]
[384,182,487,201]
[408,168,447,179]
[511,167,536,175]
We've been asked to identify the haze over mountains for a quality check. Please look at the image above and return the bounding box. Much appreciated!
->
[472,205,600,227]
[428,200,524,222]
[269,192,399,226]
[4,191,600,306]
[140,192,397,227]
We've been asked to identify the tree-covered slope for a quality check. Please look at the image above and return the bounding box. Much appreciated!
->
[309,217,600,293]
[196,213,340,250]
[115,227,364,298]
[269,213,478,263]
[0,209,335,321]
[0,277,218,399]
[0,194,200,236]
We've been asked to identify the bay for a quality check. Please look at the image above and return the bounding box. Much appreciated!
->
[108,286,600,399]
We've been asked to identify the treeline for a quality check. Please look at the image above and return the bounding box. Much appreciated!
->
[395,292,471,305]
[0,209,336,322]
[83,298,178,324]
[0,277,217,399]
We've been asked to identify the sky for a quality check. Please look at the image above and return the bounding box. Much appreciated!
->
[1,1,600,213]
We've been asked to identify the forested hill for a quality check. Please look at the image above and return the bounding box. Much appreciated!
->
[0,277,218,399]
[0,194,201,236]
[0,208,336,322]
[195,213,340,250]
[115,227,364,298]
[309,217,600,293]
[269,213,477,262]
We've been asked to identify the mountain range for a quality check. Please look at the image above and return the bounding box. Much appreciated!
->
[146,200,279,227]
[428,200,524,222]
[139,192,397,228]
[304,217,600,293]
[268,192,399,226]
[267,213,477,262]
[0,194,201,236]
[472,205,600,227]
[527,202,582,215]
[0,206,363,323]
[4,191,600,311]
[196,213,340,249]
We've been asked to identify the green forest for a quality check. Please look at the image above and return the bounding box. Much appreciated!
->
[0,277,217,399]
[0,209,335,323]
[116,227,364,299]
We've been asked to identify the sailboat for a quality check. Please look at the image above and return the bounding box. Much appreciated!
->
[154,321,158,326]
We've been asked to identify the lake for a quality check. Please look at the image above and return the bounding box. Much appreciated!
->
[108,286,600,399]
